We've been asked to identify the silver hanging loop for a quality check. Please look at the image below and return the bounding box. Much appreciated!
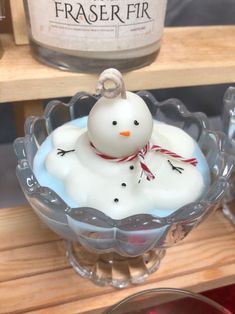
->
[96,68,127,99]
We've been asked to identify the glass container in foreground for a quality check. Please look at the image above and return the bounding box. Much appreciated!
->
[107,288,232,313]
[14,90,233,288]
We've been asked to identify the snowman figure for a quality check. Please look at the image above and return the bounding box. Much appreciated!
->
[42,69,207,219]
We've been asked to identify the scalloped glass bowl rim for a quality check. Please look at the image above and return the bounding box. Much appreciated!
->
[14,91,231,230]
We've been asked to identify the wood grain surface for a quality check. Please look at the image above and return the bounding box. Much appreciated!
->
[0,204,234,313]
[9,0,28,45]
[1,26,235,103]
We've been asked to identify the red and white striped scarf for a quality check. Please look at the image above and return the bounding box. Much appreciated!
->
[91,142,197,181]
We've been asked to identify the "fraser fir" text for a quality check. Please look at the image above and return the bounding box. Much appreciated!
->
[54,2,152,24]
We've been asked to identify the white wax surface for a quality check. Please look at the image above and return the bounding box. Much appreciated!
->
[34,118,209,220]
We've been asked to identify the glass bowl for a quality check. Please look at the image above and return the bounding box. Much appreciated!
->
[14,91,233,288]
[221,87,235,224]
[107,288,232,313]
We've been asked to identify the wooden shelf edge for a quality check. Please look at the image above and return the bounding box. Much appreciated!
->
[34,263,235,314]
[1,25,235,102]
[0,204,235,313]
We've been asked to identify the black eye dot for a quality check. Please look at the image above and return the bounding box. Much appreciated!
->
[114,198,119,203]
[130,165,134,170]
[112,121,117,125]
[134,120,139,126]
[121,183,127,187]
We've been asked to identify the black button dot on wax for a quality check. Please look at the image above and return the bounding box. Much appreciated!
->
[130,165,134,170]
[121,183,127,187]
[114,198,119,203]
[134,120,139,126]
[112,121,117,125]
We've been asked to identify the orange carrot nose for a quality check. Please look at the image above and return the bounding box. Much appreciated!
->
[119,131,131,137]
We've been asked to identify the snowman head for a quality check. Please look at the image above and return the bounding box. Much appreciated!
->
[88,69,153,158]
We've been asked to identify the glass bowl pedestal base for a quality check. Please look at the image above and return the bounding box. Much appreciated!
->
[65,241,165,288]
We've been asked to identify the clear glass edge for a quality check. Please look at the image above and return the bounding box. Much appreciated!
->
[13,91,234,232]
[106,287,232,314]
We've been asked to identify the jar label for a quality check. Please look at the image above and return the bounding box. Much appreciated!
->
[27,0,167,52]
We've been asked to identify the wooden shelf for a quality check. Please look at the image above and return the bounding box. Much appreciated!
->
[0,203,235,313]
[1,26,235,103]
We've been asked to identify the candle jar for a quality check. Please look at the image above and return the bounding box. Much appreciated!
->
[14,89,234,288]
[23,0,167,72]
